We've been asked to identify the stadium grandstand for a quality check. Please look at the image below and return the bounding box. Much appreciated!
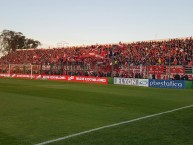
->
[0,37,193,80]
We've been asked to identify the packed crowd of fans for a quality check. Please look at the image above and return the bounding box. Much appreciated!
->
[0,37,193,77]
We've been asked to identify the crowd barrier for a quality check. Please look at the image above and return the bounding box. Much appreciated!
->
[0,73,193,89]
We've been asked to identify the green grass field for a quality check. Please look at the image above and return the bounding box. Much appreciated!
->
[0,78,193,145]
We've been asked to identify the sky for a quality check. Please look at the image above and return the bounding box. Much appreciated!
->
[0,0,193,48]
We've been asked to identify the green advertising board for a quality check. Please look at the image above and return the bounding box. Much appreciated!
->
[108,77,114,84]
[185,81,193,89]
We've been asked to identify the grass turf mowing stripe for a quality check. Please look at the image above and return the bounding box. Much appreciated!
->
[35,104,193,145]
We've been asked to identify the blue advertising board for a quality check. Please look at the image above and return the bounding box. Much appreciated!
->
[149,79,185,89]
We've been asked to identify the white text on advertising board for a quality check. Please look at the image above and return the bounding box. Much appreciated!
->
[114,78,138,86]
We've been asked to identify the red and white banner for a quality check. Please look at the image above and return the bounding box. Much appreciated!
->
[41,75,67,81]
[187,74,193,80]
[11,74,34,79]
[0,74,108,84]
[166,66,185,75]
[0,74,10,78]
[148,66,164,74]
[72,76,108,84]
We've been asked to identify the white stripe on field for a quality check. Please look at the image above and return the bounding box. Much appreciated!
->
[35,104,193,145]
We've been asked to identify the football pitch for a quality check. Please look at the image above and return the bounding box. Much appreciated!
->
[0,78,193,145]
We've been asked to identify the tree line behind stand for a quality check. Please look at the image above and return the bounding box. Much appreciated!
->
[0,30,41,54]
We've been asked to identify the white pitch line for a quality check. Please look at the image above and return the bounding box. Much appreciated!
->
[35,104,193,145]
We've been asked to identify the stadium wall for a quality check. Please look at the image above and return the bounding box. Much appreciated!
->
[0,73,193,89]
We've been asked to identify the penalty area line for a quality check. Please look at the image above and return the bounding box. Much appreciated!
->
[35,104,193,145]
